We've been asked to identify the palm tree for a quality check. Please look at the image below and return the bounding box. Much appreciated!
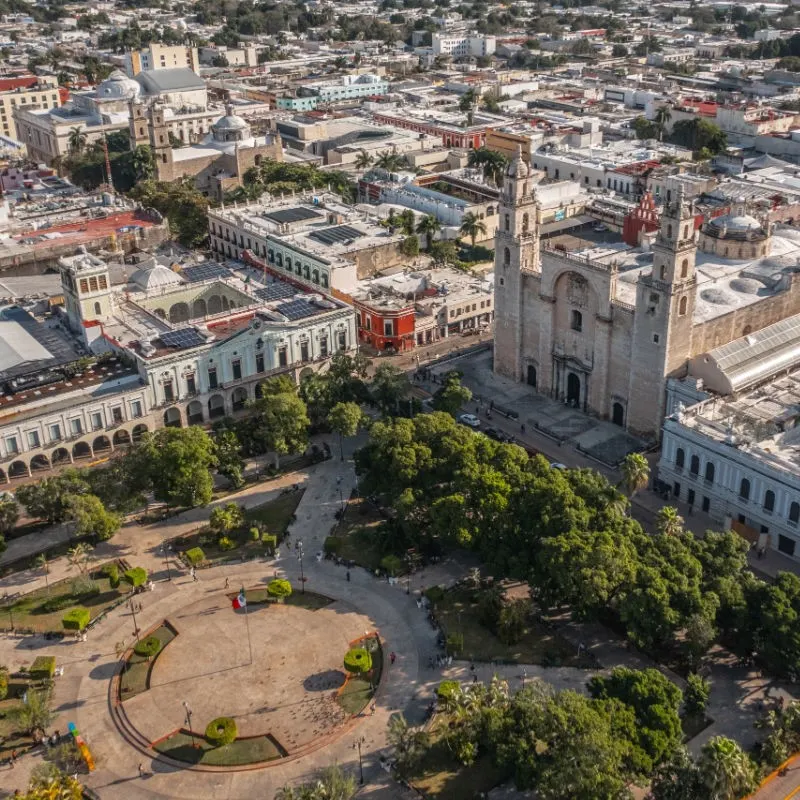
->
[67,126,87,155]
[36,553,50,595]
[483,149,509,185]
[654,105,672,142]
[656,505,684,536]
[416,214,442,250]
[398,209,416,236]
[354,149,373,170]
[67,542,92,576]
[620,452,650,499]
[697,736,758,800]
[375,151,405,172]
[459,212,487,248]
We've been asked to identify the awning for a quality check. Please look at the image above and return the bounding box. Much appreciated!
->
[540,213,595,235]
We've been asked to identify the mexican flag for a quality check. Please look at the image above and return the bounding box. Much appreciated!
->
[232,588,246,610]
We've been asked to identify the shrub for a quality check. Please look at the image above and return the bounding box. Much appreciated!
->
[42,594,81,613]
[344,647,373,675]
[249,527,260,542]
[685,673,711,717]
[62,607,90,632]
[324,536,341,556]
[436,680,460,705]
[380,554,403,576]
[424,586,445,605]
[446,632,464,656]
[261,533,277,552]
[134,636,162,661]
[184,547,205,566]
[29,656,56,681]
[0,668,7,700]
[70,575,100,598]
[497,599,530,646]
[217,536,236,551]
[205,716,237,747]
[267,578,292,601]
[103,562,120,588]
[123,567,147,588]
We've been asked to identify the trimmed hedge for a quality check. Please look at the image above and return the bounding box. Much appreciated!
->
[425,585,445,605]
[261,534,277,553]
[205,716,237,747]
[343,647,372,675]
[323,536,341,555]
[29,656,56,681]
[0,668,7,700]
[184,547,205,566]
[267,578,292,601]
[134,636,162,660]
[123,567,148,588]
[62,607,90,632]
[103,562,120,588]
[41,594,81,613]
[446,632,464,656]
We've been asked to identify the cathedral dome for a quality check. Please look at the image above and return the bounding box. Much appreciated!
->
[709,213,763,233]
[97,70,141,102]
[211,108,251,143]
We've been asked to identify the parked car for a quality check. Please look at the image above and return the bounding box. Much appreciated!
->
[457,413,481,428]
[592,223,608,233]
[550,462,568,470]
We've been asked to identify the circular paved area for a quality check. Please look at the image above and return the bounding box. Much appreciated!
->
[124,592,374,754]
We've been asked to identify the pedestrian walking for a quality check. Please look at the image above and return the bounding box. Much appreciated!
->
[370,702,376,716]
[346,570,351,582]
[521,423,526,434]
[390,651,396,665]
[138,763,146,778]
[472,673,478,684]
[224,577,229,590]
[10,749,17,767]
[190,567,196,582]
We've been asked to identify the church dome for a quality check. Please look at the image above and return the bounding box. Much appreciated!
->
[710,213,763,233]
[97,70,141,102]
[211,108,251,143]
[129,262,184,291]
[213,114,248,131]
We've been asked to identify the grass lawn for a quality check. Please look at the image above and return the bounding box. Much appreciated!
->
[328,496,386,573]
[0,679,37,760]
[337,638,384,716]
[175,489,305,567]
[240,588,332,611]
[119,624,177,700]
[0,564,129,634]
[153,731,285,766]
[434,587,584,667]
[409,718,508,800]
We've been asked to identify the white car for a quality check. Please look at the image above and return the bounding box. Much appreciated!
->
[457,413,481,428]
[592,223,608,233]
[550,462,568,471]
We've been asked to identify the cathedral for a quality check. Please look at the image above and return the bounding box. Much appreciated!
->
[493,149,800,439]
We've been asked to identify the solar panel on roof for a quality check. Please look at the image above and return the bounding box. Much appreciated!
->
[159,329,207,349]
[181,262,231,283]
[264,207,324,224]
[307,225,364,247]
[275,299,319,321]
[182,262,230,283]
[255,283,296,302]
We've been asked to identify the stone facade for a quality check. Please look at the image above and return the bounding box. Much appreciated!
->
[493,152,800,440]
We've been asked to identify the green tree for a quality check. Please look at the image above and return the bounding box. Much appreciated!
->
[669,118,727,155]
[656,505,684,536]
[17,767,83,800]
[400,234,420,257]
[684,673,710,718]
[387,713,429,778]
[397,209,416,236]
[696,736,757,799]
[275,764,357,800]
[129,177,210,247]
[654,105,673,142]
[67,542,93,576]
[620,452,650,498]
[612,43,629,56]
[67,126,87,154]
[354,149,373,170]
[0,494,18,538]
[328,401,363,461]
[131,144,155,181]
[459,211,487,247]
[432,370,472,417]
[13,688,55,738]
[632,116,659,140]
[250,377,310,468]
[209,502,245,535]
[649,747,704,800]
[214,428,245,489]
[35,553,49,595]
[67,494,122,541]
[371,363,410,415]
[16,472,90,524]
[375,150,406,171]
[588,667,683,774]
[130,427,217,507]
[415,213,442,250]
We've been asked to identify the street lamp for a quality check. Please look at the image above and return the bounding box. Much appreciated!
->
[163,544,172,582]
[183,701,198,748]
[295,539,305,594]
[336,476,345,514]
[3,593,13,632]
[353,735,366,784]
[128,597,140,643]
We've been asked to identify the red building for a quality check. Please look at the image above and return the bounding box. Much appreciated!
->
[353,297,416,352]
[623,192,659,246]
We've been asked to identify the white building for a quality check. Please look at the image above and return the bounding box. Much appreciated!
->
[658,314,800,559]
[432,33,496,58]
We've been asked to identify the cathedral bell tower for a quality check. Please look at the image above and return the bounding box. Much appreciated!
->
[628,180,698,436]
[493,145,540,382]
